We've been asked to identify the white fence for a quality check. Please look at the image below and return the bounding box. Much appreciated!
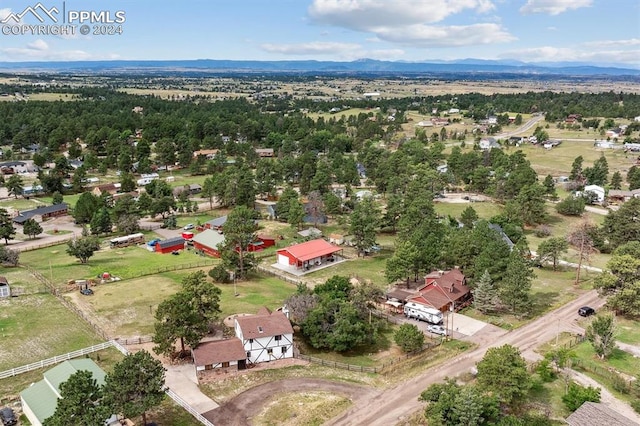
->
[0,341,114,379]
[0,340,216,426]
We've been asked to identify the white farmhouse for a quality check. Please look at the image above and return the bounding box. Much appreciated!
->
[583,184,606,203]
[234,308,294,364]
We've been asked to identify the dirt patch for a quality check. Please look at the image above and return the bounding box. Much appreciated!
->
[202,377,379,426]
[223,313,252,328]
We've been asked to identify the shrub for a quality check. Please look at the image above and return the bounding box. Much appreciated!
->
[208,264,231,283]
[631,399,640,414]
[534,225,552,238]
[556,196,586,216]
[611,373,630,394]
[535,359,556,382]
[394,323,425,353]
[562,381,601,411]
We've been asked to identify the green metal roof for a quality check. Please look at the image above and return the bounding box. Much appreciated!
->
[20,359,106,424]
[192,229,225,249]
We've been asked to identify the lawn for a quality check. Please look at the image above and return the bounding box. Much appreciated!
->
[19,241,218,289]
[434,201,503,220]
[297,251,391,289]
[615,317,640,346]
[217,274,298,317]
[0,294,102,370]
[0,198,43,211]
[0,266,49,294]
[462,268,594,330]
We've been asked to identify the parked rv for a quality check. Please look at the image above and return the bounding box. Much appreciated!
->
[403,302,443,324]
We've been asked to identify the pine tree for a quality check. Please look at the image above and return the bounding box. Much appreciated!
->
[500,251,535,315]
[473,270,499,313]
[610,171,623,190]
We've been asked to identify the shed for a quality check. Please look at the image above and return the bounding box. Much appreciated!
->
[297,227,322,239]
[276,239,341,270]
[192,229,225,258]
[328,233,344,245]
[0,276,9,297]
[205,215,227,231]
[192,338,247,374]
[155,236,185,254]
[13,203,68,224]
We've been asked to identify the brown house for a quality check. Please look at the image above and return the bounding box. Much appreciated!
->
[92,183,119,197]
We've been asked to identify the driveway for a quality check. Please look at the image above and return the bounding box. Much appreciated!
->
[164,363,219,413]
[398,312,495,341]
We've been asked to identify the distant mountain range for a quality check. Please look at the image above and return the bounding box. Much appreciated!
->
[0,58,638,77]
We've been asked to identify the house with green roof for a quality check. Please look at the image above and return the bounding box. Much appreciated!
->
[20,358,107,426]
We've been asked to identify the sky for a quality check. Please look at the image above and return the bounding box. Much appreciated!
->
[0,0,638,67]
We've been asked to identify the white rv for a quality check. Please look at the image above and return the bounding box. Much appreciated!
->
[404,302,443,324]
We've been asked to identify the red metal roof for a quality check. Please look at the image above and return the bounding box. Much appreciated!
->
[277,239,341,262]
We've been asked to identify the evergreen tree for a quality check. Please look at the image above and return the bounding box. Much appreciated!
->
[569,155,584,183]
[90,207,113,236]
[473,270,499,313]
[6,175,24,198]
[537,237,569,271]
[460,206,478,229]
[349,196,380,257]
[287,198,305,230]
[44,370,110,426]
[500,251,535,316]
[610,171,623,190]
[543,174,557,199]
[23,218,43,239]
[0,208,16,244]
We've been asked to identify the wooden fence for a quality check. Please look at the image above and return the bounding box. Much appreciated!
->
[255,265,304,286]
[165,389,215,426]
[17,237,75,252]
[115,336,154,346]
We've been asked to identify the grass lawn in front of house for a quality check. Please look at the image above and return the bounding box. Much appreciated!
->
[434,201,503,220]
[615,317,640,346]
[0,294,102,370]
[572,341,640,379]
[296,250,391,289]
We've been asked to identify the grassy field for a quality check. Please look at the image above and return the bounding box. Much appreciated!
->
[253,391,351,426]
[19,241,218,289]
[217,274,298,317]
[572,341,640,378]
[462,268,594,330]
[0,266,49,294]
[615,317,640,346]
[0,294,102,370]
[0,198,44,211]
[434,201,503,220]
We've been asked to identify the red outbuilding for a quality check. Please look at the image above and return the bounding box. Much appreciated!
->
[155,236,185,254]
[276,239,341,271]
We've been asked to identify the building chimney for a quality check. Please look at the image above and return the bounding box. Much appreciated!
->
[450,283,455,293]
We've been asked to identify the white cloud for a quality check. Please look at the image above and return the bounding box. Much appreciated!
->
[0,39,92,61]
[261,41,361,56]
[498,46,640,66]
[520,0,592,16]
[27,39,48,51]
[306,0,513,48]
[375,23,516,47]
[309,0,496,28]
[0,8,12,21]
[583,38,640,48]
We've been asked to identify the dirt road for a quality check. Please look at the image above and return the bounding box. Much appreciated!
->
[203,378,378,426]
[326,289,607,426]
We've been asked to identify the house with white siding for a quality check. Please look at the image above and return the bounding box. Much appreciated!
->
[234,308,294,365]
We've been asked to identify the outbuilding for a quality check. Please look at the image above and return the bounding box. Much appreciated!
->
[0,276,9,297]
[13,203,68,224]
[276,239,341,271]
[192,229,225,257]
[155,236,185,254]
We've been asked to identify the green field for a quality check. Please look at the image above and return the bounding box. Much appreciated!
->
[0,294,102,370]
[19,240,218,289]
[434,201,503,220]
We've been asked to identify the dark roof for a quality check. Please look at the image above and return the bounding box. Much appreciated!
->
[0,276,7,285]
[236,311,293,339]
[157,236,185,249]
[13,203,68,224]
[192,338,246,366]
[565,402,638,426]
[205,216,227,228]
[386,288,415,302]
[488,223,515,250]
[418,269,470,311]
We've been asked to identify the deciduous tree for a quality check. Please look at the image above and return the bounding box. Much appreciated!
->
[585,314,617,359]
[476,344,531,407]
[66,235,101,264]
[537,237,569,271]
[562,382,601,411]
[22,218,43,239]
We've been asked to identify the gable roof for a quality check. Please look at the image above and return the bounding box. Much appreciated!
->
[236,311,293,339]
[192,229,225,249]
[565,402,638,426]
[277,239,341,262]
[205,215,227,229]
[20,359,106,424]
[418,269,470,311]
[192,338,246,366]
[13,203,68,224]
[0,276,7,285]
[157,236,185,249]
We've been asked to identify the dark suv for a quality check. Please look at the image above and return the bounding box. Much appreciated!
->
[578,306,595,317]
[0,407,17,426]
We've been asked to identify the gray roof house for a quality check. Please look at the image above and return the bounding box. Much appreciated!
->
[13,203,69,224]
[565,402,638,426]
[205,215,228,230]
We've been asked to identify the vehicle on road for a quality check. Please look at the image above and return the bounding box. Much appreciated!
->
[171,250,180,255]
[578,306,595,317]
[183,223,195,230]
[80,288,94,296]
[0,406,17,425]
[427,324,447,335]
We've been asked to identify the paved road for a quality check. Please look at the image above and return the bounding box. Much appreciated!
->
[496,114,545,138]
[326,290,607,426]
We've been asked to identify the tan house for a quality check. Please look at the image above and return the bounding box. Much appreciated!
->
[92,183,119,197]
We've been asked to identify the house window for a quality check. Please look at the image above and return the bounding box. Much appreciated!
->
[281,346,288,354]
[249,338,253,344]
[246,351,251,358]
[274,335,282,341]
[267,348,273,355]
[222,362,230,368]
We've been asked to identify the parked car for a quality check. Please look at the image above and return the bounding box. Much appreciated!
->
[578,306,595,317]
[183,223,195,230]
[80,288,94,296]
[171,250,180,255]
[427,324,447,335]
[0,407,17,426]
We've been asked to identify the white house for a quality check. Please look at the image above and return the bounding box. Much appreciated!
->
[234,308,294,364]
[136,172,160,186]
[192,338,247,374]
[583,184,606,203]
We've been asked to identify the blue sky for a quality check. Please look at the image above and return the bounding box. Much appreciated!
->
[0,0,638,67]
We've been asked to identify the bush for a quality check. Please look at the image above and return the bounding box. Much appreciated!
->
[534,225,552,238]
[394,323,425,353]
[562,381,601,411]
[535,359,556,382]
[631,399,640,414]
[208,265,231,283]
[611,373,630,394]
[556,196,586,216]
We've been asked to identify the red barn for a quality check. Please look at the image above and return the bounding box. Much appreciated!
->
[192,229,225,258]
[276,239,341,271]
[155,236,185,254]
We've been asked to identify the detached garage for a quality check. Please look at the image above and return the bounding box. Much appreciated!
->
[276,239,342,271]
[155,236,185,254]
